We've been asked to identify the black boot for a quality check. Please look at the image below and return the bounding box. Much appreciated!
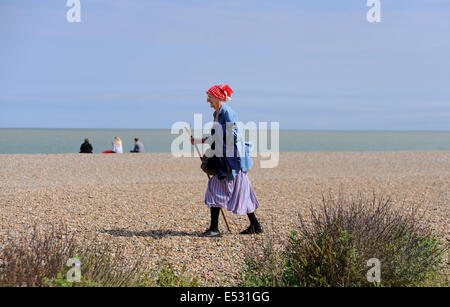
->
[202,207,222,237]
[240,212,264,234]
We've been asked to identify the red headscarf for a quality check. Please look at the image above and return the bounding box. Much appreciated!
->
[207,84,234,101]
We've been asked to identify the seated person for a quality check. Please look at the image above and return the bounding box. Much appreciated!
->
[80,138,93,153]
[130,137,144,153]
[103,137,123,154]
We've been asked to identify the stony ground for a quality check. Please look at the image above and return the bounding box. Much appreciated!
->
[0,151,449,285]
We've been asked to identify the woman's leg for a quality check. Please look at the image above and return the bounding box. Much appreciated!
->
[202,207,221,237]
[209,207,220,231]
[240,212,264,234]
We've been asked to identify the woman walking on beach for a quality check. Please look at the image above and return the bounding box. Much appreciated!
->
[190,84,263,237]
[103,137,123,154]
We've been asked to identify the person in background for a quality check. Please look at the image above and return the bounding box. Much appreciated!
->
[103,136,123,154]
[80,138,93,153]
[130,137,145,153]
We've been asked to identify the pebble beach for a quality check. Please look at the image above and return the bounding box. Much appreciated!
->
[0,151,449,286]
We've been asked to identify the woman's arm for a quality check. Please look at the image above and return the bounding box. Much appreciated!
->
[190,137,209,145]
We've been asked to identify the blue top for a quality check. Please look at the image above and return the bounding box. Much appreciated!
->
[208,103,254,180]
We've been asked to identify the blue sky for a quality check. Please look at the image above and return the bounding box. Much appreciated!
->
[1,0,449,130]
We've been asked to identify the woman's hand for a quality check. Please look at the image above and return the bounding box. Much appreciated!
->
[190,137,206,145]
[190,137,200,145]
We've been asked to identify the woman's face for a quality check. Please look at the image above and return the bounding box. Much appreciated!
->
[206,94,222,110]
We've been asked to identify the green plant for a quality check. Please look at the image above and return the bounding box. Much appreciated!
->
[155,262,200,287]
[240,192,448,287]
[0,224,77,287]
[43,273,101,287]
[0,223,147,287]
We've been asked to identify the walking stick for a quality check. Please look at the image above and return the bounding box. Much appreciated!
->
[185,126,231,233]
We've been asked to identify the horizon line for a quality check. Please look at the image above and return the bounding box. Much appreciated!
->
[0,127,449,133]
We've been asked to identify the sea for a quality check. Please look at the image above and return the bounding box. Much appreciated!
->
[0,129,449,154]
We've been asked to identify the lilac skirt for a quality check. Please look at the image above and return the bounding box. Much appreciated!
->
[205,171,259,215]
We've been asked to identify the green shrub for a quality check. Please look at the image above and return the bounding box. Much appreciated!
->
[241,193,448,287]
[154,262,200,287]
[0,224,78,287]
[0,223,201,287]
